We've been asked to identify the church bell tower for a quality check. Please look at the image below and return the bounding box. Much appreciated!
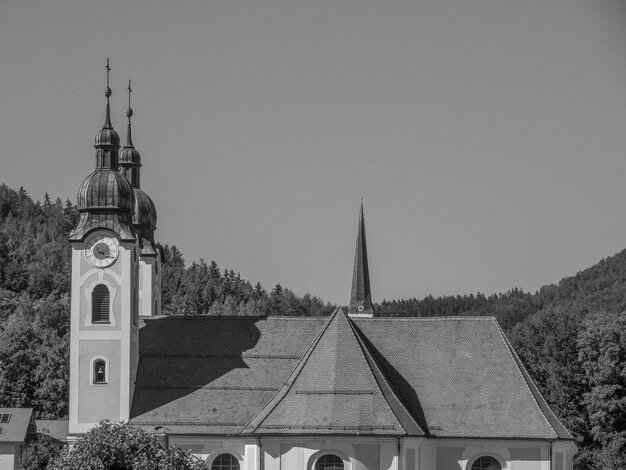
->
[118,79,161,317]
[68,60,141,435]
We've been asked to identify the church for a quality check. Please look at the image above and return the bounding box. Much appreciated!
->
[67,63,577,470]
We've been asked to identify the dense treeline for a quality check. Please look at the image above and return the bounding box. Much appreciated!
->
[0,184,333,421]
[375,288,540,330]
[0,184,624,468]
[160,246,335,317]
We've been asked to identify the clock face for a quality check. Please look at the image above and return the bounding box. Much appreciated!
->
[85,235,119,268]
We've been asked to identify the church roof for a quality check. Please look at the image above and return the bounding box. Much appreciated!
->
[130,315,573,440]
[243,310,423,435]
[353,317,572,439]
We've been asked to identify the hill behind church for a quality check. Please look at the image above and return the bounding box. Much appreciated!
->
[0,183,624,467]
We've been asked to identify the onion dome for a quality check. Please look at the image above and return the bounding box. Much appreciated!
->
[118,79,158,249]
[69,60,135,242]
[133,188,157,232]
[77,169,135,212]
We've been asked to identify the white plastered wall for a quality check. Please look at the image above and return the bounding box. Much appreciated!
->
[170,436,575,470]
[69,234,139,434]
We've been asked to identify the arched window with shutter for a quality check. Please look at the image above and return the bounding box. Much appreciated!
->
[92,284,110,323]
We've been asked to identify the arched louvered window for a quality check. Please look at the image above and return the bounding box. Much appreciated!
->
[471,456,502,470]
[92,284,110,323]
[93,359,107,384]
[211,453,240,470]
[315,455,344,470]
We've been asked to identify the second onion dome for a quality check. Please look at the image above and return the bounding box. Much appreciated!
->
[119,79,158,251]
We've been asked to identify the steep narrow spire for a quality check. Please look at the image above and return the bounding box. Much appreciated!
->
[103,58,113,130]
[94,58,120,169]
[125,78,134,148]
[348,198,374,317]
[119,77,141,188]
[118,80,158,247]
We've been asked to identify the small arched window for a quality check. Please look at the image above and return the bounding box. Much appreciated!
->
[93,359,107,384]
[315,455,344,470]
[471,456,502,470]
[211,453,240,470]
[92,284,110,323]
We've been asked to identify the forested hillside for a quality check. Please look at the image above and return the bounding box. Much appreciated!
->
[0,184,624,468]
[376,255,626,468]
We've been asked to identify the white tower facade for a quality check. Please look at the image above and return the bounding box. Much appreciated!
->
[68,64,159,435]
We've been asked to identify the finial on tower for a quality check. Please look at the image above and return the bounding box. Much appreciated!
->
[125,78,134,148]
[105,58,111,98]
[103,58,113,129]
[127,78,133,117]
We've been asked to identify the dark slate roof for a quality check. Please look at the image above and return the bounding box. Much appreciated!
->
[353,317,573,439]
[244,310,422,435]
[130,315,573,440]
[0,408,35,443]
[131,316,327,435]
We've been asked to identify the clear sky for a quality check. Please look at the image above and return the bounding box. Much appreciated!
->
[1,0,625,304]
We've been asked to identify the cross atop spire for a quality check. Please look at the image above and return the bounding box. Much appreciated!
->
[105,58,111,88]
[127,77,132,105]
[348,198,374,317]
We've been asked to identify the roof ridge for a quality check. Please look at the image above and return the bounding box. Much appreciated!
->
[492,320,570,440]
[336,312,405,434]
[241,308,340,433]
[146,316,330,321]
[347,317,425,435]
[354,316,496,322]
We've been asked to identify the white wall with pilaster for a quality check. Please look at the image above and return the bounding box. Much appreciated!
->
[170,436,575,470]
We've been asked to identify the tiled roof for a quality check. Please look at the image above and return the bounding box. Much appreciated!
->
[353,317,573,439]
[130,316,327,435]
[244,310,422,435]
[130,315,573,440]
[0,408,35,443]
